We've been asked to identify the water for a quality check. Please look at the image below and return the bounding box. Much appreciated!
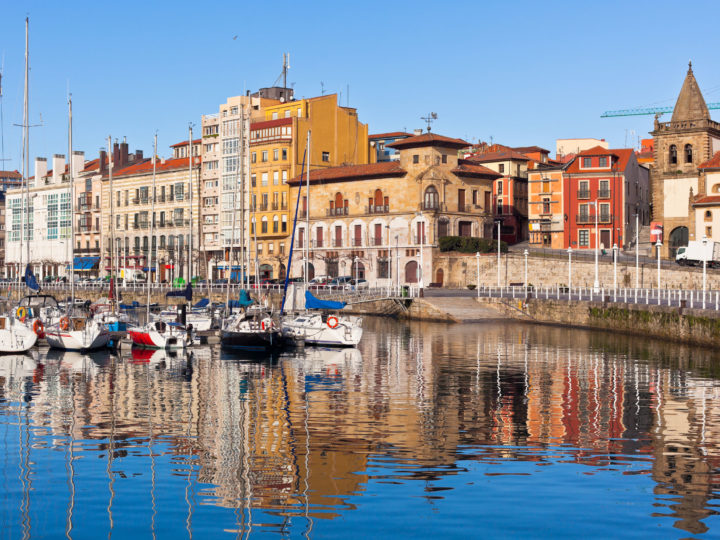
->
[1,319,720,538]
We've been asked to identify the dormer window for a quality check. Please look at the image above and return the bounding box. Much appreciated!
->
[685,144,693,163]
[598,156,608,167]
[582,157,592,168]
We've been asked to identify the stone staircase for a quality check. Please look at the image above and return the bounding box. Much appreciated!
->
[632,225,653,257]
[419,296,503,323]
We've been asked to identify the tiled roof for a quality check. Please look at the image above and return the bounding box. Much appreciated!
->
[111,156,201,178]
[512,146,550,155]
[369,132,412,140]
[386,132,469,150]
[699,151,720,170]
[288,161,406,185]
[467,150,530,162]
[0,170,22,179]
[251,117,293,130]
[564,147,634,174]
[170,139,201,148]
[693,195,720,206]
[452,160,502,178]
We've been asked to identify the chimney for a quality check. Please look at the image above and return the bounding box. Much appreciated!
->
[52,154,65,184]
[413,129,422,136]
[135,149,144,162]
[99,149,107,174]
[120,138,129,167]
[72,151,84,176]
[35,157,47,182]
[113,141,120,168]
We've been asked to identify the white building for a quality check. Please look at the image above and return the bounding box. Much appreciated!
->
[6,153,84,279]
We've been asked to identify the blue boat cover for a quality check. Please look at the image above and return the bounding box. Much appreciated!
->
[73,256,100,270]
[119,301,140,309]
[166,283,192,301]
[305,291,346,310]
[193,298,210,309]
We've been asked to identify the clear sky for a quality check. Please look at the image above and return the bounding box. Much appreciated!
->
[1,0,719,172]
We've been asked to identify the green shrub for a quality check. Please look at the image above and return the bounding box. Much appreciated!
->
[438,236,507,254]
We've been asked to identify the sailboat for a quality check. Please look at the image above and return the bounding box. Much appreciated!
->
[279,130,363,347]
[45,96,110,351]
[0,306,37,353]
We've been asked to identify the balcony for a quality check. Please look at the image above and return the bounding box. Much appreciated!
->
[314,239,324,248]
[332,238,343,248]
[326,207,349,216]
[371,236,384,246]
[272,202,279,210]
[458,204,467,212]
[157,195,166,203]
[352,238,363,247]
[598,189,611,198]
[576,213,613,224]
[132,198,140,204]
[366,204,389,214]
[259,204,269,211]
[577,190,590,199]
[412,234,427,245]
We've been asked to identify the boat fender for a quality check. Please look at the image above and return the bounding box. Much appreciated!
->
[59,316,70,331]
[32,319,44,337]
[261,319,273,330]
[327,316,339,329]
[16,307,27,321]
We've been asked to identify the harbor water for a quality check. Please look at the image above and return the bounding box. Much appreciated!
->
[1,318,719,538]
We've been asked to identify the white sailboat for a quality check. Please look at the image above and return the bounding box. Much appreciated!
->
[0,314,37,353]
[280,130,363,347]
[45,96,110,351]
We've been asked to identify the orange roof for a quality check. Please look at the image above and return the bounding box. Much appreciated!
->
[0,170,22,179]
[111,156,200,178]
[468,150,529,162]
[693,195,720,206]
[564,147,634,174]
[386,132,468,150]
[699,151,720,170]
[251,117,293,130]
[369,132,412,140]
[452,160,502,178]
[512,146,550,155]
[288,161,405,186]
[170,139,201,148]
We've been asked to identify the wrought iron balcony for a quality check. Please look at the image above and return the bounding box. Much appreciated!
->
[366,204,389,214]
[326,207,349,216]
[577,190,590,199]
[598,189,611,198]
[576,213,613,224]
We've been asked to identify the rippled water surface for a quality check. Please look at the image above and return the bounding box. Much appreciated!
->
[2,319,720,538]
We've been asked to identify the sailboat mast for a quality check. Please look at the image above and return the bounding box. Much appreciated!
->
[107,135,115,312]
[18,17,29,288]
[187,125,193,284]
[226,113,241,314]
[146,134,157,323]
[69,96,75,311]
[305,130,310,282]
[238,105,245,288]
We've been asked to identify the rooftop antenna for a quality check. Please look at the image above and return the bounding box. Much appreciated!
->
[420,112,437,132]
[320,81,324,96]
[272,53,291,89]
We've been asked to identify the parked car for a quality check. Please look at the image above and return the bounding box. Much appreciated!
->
[345,278,369,290]
[329,276,353,288]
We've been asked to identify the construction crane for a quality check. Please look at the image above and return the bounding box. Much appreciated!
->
[601,102,720,118]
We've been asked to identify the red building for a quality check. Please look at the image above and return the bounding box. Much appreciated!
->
[564,146,649,251]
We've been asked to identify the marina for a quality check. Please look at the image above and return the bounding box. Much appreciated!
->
[1,318,720,537]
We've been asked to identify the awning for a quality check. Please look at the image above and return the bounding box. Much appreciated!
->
[73,256,100,270]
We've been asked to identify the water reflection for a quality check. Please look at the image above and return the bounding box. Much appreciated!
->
[0,320,719,537]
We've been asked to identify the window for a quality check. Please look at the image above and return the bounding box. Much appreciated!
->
[542,198,550,214]
[273,171,279,185]
[472,190,478,205]
[579,203,589,219]
[583,157,592,168]
[257,242,263,254]
[599,203,610,221]
[268,242,274,254]
[707,226,712,237]
[273,149,279,160]
[273,216,279,233]
[442,154,447,164]
[498,164,505,174]
[322,151,330,162]
[705,210,712,221]
[282,148,287,160]
[223,156,238,172]
[578,181,590,198]
[251,152,257,163]
[282,170,288,184]
[281,215,287,232]
[223,138,238,155]
[599,180,610,197]
[542,180,550,193]
[685,144,693,163]
[497,181,503,195]
[413,155,419,164]
[378,258,390,278]
[297,107,302,117]
[598,156,608,167]
[261,173,268,186]
[251,174,256,188]
[262,151,268,162]
[579,229,589,247]
[669,145,677,165]
[261,216,268,234]
[272,112,278,120]
[424,186,439,210]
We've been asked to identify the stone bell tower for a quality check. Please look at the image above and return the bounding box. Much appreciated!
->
[650,62,720,257]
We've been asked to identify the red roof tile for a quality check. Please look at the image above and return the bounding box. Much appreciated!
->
[369,132,413,140]
[170,139,201,148]
[467,150,530,162]
[564,147,635,174]
[452,160,503,178]
[693,195,720,206]
[699,151,720,170]
[512,146,550,155]
[251,117,293,130]
[288,161,406,185]
[111,156,201,178]
[386,132,469,150]
[0,170,22,179]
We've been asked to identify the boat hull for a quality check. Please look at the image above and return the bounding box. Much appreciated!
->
[220,329,282,352]
[128,329,187,349]
[282,316,363,347]
[0,327,38,354]
[45,328,111,351]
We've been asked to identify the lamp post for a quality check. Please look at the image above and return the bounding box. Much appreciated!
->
[567,247,572,290]
[655,241,662,290]
[590,201,599,291]
[703,235,708,309]
[395,235,399,290]
[418,220,424,290]
[496,220,501,288]
[475,251,480,298]
[612,243,618,290]
[523,249,528,288]
[354,256,359,284]
[634,212,639,289]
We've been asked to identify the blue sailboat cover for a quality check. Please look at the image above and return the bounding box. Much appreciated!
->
[193,298,210,309]
[305,291,346,310]
[24,264,40,291]
[166,283,192,301]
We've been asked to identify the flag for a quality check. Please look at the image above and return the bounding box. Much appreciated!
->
[24,265,39,292]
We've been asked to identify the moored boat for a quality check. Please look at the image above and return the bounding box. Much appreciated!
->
[0,315,38,353]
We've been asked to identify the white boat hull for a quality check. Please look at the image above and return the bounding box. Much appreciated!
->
[45,325,111,351]
[0,323,38,354]
[282,314,363,347]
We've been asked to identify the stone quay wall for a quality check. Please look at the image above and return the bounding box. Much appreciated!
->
[437,251,720,290]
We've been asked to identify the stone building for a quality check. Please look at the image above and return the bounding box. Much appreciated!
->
[650,62,720,257]
[287,132,499,287]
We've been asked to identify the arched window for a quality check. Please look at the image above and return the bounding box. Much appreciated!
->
[669,226,688,258]
[706,210,713,221]
[405,261,419,283]
[334,192,344,208]
[424,186,439,210]
[261,216,268,234]
[374,189,384,206]
[669,145,678,165]
[273,215,279,233]
[685,144,693,163]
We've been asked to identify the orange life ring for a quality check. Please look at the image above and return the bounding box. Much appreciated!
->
[327,316,339,329]
[32,319,44,336]
[59,316,70,331]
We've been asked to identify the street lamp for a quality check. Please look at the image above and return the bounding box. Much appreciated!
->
[475,251,480,298]
[590,201,599,290]
[354,256,359,283]
[655,241,662,289]
[567,247,573,290]
[395,235,399,290]
[495,219,502,288]
[703,235,708,309]
[523,249,528,288]
[612,243,618,290]
[634,211,639,289]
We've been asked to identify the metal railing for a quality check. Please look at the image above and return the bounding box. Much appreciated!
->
[366,205,389,214]
[576,213,612,224]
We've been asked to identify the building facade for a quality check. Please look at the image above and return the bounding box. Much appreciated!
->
[527,165,567,249]
[287,133,498,287]
[650,63,720,258]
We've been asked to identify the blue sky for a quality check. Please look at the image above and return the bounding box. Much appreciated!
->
[1,0,719,172]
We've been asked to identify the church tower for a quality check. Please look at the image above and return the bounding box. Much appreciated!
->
[650,63,720,257]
